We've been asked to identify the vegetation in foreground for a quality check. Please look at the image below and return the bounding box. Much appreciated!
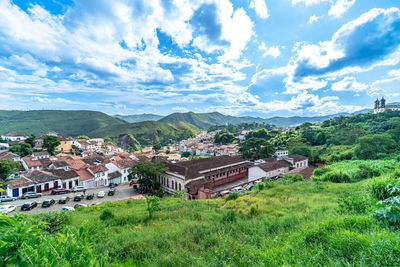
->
[2,157,400,266]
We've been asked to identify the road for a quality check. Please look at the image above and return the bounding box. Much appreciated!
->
[3,183,138,215]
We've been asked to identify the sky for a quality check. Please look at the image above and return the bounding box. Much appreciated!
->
[1,0,400,117]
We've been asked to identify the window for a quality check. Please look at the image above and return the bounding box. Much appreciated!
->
[179,184,181,190]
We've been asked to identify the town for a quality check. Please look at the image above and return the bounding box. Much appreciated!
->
[0,129,312,213]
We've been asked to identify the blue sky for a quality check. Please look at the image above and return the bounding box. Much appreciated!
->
[1,0,400,117]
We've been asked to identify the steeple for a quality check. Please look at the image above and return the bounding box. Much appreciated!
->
[374,98,380,109]
[380,97,386,109]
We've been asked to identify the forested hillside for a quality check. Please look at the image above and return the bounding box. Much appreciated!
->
[114,114,163,123]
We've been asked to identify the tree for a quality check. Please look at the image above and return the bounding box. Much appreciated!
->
[9,144,33,157]
[104,137,112,143]
[71,145,80,155]
[145,196,161,219]
[181,152,191,158]
[0,137,7,143]
[214,132,236,144]
[354,133,396,159]
[153,144,162,151]
[77,135,89,140]
[24,134,36,147]
[0,159,21,182]
[128,162,167,193]
[290,146,312,158]
[43,136,60,155]
[239,137,274,160]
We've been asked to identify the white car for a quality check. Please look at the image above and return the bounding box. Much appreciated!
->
[97,191,105,198]
[220,190,231,197]
[232,186,245,193]
[0,205,17,214]
[72,186,87,192]
[0,196,16,202]
[61,207,75,211]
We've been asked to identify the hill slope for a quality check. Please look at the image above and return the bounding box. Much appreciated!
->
[0,110,125,137]
[113,114,163,123]
[87,120,199,147]
[159,112,269,129]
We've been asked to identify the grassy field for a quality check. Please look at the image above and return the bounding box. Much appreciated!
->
[2,159,400,266]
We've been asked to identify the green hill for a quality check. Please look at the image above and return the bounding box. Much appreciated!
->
[0,110,125,137]
[0,110,199,149]
[158,110,373,129]
[6,157,400,266]
[87,120,199,147]
[159,111,269,129]
[114,114,163,123]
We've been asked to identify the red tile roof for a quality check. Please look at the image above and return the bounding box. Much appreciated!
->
[76,169,95,181]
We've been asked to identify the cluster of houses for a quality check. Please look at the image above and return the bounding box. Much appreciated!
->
[170,131,240,157]
[1,131,313,200]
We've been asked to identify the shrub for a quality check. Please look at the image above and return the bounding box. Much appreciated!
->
[374,196,400,224]
[337,192,371,214]
[39,212,71,233]
[100,209,115,221]
[313,167,330,176]
[221,210,236,222]
[280,173,303,184]
[249,204,260,217]
[255,182,265,191]
[369,178,400,200]
[226,193,239,201]
[321,171,350,183]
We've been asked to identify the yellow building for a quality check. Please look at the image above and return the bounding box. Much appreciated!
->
[56,138,76,153]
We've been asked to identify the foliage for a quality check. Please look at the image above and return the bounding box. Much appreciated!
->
[152,143,162,151]
[290,145,312,158]
[77,135,90,140]
[9,143,33,157]
[181,152,191,158]
[38,212,71,233]
[100,209,115,221]
[239,137,274,160]
[208,122,274,134]
[43,136,61,155]
[374,196,400,224]
[128,161,167,193]
[226,193,239,201]
[214,132,236,145]
[221,210,236,222]
[146,196,161,219]
[0,213,99,266]
[0,159,21,182]
[280,173,303,184]
[24,134,36,147]
[337,192,371,214]
[354,133,396,160]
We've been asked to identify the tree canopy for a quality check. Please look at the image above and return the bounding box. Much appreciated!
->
[128,162,167,193]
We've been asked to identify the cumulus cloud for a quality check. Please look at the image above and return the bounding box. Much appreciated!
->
[328,0,356,17]
[250,0,270,19]
[308,14,321,24]
[258,42,282,58]
[331,76,369,92]
[293,8,400,79]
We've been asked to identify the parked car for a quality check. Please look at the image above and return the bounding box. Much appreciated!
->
[244,184,254,191]
[86,193,94,200]
[72,186,87,192]
[21,192,42,199]
[58,196,70,204]
[109,183,119,188]
[61,206,75,211]
[42,199,56,207]
[74,203,87,209]
[220,190,231,197]
[73,195,83,202]
[51,188,70,195]
[107,189,115,196]
[0,195,16,202]
[21,202,38,211]
[97,191,105,198]
[254,180,262,185]
[0,205,17,214]
[232,186,245,193]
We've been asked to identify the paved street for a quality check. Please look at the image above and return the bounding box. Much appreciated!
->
[4,183,138,215]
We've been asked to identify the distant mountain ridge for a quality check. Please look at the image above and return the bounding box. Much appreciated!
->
[157,109,373,129]
[113,114,163,123]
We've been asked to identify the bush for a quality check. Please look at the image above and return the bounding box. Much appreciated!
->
[221,210,236,222]
[280,173,303,184]
[249,204,260,217]
[374,196,400,224]
[369,178,400,200]
[255,182,265,191]
[226,193,239,201]
[313,167,330,176]
[100,209,115,221]
[337,192,371,214]
[321,171,350,183]
[39,212,70,233]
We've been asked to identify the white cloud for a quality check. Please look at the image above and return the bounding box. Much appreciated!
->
[250,0,270,19]
[308,14,321,24]
[331,76,369,92]
[328,0,356,17]
[292,0,328,6]
[258,42,282,58]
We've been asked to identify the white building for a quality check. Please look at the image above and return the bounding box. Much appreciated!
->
[1,132,28,141]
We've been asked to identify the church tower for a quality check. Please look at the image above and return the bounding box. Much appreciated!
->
[374,98,380,114]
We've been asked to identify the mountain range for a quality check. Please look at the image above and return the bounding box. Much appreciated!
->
[116,109,373,129]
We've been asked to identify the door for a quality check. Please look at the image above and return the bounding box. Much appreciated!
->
[36,185,41,193]
[54,181,58,188]
[44,183,49,191]
[12,188,19,197]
